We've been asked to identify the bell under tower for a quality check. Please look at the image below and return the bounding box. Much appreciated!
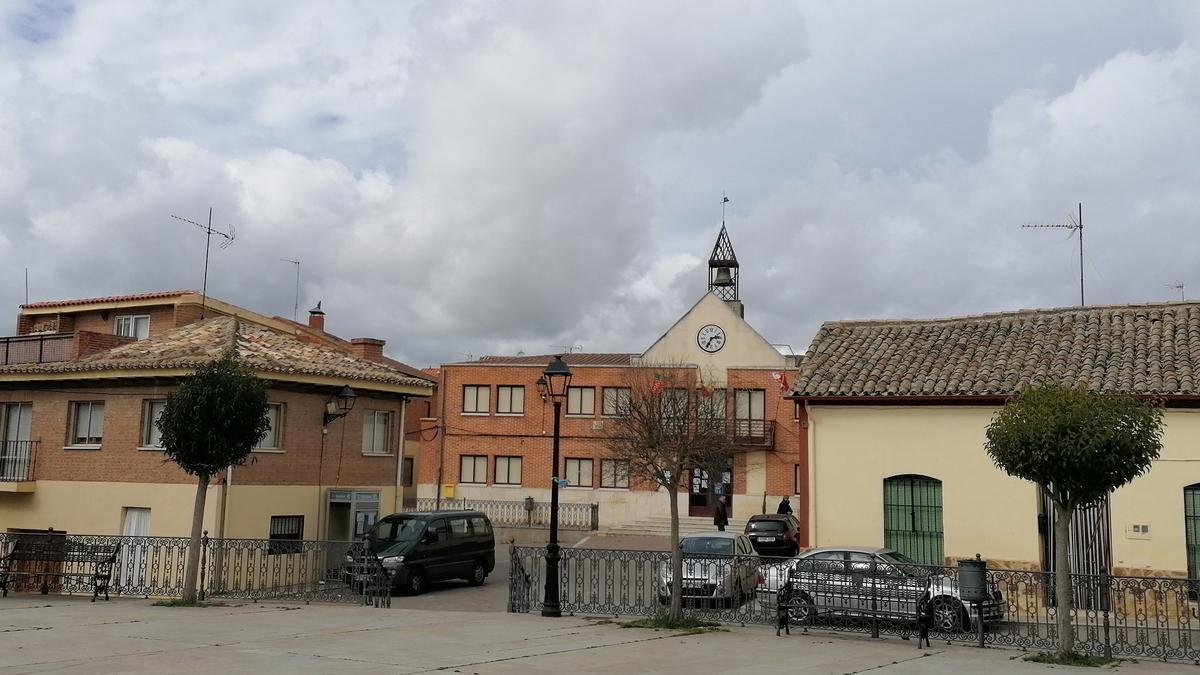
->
[708,199,743,318]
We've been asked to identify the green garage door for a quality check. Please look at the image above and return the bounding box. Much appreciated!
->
[883,475,944,566]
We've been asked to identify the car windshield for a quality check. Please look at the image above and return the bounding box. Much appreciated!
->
[681,537,735,555]
[747,520,786,532]
[368,516,424,543]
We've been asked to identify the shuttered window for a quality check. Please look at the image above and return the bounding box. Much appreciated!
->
[883,475,944,566]
[1185,485,1200,583]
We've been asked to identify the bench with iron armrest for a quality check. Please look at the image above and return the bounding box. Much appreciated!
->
[0,537,121,602]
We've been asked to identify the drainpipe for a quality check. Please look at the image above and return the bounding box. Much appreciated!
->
[394,396,408,513]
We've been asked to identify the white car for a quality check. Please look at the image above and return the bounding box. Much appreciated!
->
[658,531,761,608]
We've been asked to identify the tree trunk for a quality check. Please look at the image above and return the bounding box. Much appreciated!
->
[668,482,682,622]
[1054,501,1075,655]
[182,473,210,604]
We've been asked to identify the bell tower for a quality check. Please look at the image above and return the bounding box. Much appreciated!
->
[708,197,743,317]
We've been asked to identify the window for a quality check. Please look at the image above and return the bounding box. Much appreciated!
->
[401,457,414,487]
[428,518,450,543]
[1186,485,1200,585]
[497,386,524,414]
[460,455,487,483]
[114,315,150,340]
[794,464,803,496]
[2,403,33,481]
[600,459,629,489]
[449,517,471,538]
[463,385,489,414]
[361,410,392,454]
[495,456,522,485]
[268,515,303,555]
[698,388,726,419]
[734,389,766,437]
[602,387,631,417]
[70,401,104,446]
[142,400,166,448]
[254,403,283,450]
[664,388,689,433]
[565,458,593,487]
[567,387,595,416]
[883,475,944,566]
[470,516,492,536]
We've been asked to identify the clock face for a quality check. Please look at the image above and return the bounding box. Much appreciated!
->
[697,324,726,353]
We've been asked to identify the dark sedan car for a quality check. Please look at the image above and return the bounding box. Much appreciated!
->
[743,514,800,557]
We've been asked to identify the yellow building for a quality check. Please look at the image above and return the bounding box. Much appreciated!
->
[791,302,1200,577]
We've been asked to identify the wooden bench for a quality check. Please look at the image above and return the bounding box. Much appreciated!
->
[0,532,120,602]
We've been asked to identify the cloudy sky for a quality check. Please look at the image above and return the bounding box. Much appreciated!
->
[3,1,1199,367]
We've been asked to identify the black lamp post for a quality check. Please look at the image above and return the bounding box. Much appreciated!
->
[537,355,572,617]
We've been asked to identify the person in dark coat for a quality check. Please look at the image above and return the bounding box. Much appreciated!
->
[777,496,793,515]
[714,496,729,531]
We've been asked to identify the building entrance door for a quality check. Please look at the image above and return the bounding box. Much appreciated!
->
[325,490,380,574]
[688,468,732,518]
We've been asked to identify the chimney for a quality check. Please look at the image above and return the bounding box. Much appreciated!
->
[350,337,386,363]
[308,301,325,332]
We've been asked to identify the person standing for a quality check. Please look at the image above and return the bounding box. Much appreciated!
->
[777,496,793,515]
[714,496,729,532]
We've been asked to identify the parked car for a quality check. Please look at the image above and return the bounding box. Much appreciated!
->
[756,546,1004,631]
[743,514,801,557]
[658,531,761,608]
[347,510,495,595]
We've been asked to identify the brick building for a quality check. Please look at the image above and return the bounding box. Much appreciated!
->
[417,226,809,539]
[0,292,433,541]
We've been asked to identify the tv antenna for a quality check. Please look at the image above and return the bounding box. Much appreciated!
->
[552,344,583,354]
[280,258,300,321]
[1167,282,1186,301]
[171,208,236,319]
[1023,202,1084,306]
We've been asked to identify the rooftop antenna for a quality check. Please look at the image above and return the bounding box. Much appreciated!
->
[280,258,300,321]
[24,268,28,304]
[1023,202,1084,306]
[1168,282,1186,301]
[171,208,236,319]
[552,344,582,354]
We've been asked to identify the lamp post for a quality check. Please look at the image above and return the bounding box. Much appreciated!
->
[537,355,572,617]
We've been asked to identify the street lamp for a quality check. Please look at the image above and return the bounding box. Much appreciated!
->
[322,385,358,426]
[537,355,572,617]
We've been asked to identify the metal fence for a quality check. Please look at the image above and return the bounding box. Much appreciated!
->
[412,497,599,530]
[0,530,392,607]
[0,440,37,482]
[509,546,1200,663]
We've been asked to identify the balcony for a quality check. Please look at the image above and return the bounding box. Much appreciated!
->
[1,334,73,365]
[729,419,775,450]
[0,440,38,491]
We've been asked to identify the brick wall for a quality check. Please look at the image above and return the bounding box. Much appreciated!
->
[72,331,136,358]
[68,305,182,339]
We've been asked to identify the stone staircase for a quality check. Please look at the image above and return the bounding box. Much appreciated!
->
[602,514,749,537]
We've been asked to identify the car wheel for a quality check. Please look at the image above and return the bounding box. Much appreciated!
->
[466,561,487,586]
[404,568,427,596]
[931,596,967,632]
[788,592,816,624]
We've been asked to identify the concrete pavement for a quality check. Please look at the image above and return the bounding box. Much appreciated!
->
[1,595,1197,674]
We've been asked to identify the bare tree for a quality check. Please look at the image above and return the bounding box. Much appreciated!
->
[601,365,734,621]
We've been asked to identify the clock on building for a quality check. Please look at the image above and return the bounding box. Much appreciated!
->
[696,323,726,353]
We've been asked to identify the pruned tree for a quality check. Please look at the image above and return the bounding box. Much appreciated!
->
[158,354,270,603]
[601,365,734,621]
[984,383,1163,655]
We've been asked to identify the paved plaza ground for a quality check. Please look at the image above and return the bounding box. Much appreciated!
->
[2,593,1199,674]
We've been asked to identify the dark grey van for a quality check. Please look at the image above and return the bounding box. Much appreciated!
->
[360,510,495,595]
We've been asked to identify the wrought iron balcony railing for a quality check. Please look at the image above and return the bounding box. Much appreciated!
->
[0,440,38,482]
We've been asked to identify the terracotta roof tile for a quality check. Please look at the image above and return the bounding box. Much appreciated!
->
[793,302,1200,398]
[0,316,433,391]
[21,290,196,309]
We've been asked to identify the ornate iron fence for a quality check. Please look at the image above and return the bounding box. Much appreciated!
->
[412,497,599,530]
[0,530,391,607]
[509,546,1200,663]
[0,440,37,482]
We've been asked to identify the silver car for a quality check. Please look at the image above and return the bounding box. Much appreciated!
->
[757,546,1003,631]
[658,532,761,607]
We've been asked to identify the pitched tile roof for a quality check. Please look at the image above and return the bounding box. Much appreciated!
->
[0,316,434,390]
[21,290,196,309]
[792,302,1200,398]
[468,353,637,366]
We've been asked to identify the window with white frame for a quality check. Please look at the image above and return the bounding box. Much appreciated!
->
[602,387,631,417]
[70,401,104,446]
[142,400,166,448]
[463,385,489,414]
[497,386,524,414]
[567,387,595,416]
[361,410,392,454]
[114,315,150,340]
[565,458,593,487]
[254,403,283,450]
[495,456,522,485]
[460,455,487,483]
[600,459,629,489]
